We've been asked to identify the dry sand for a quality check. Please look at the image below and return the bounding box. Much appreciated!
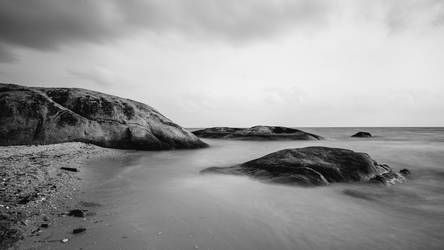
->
[0,142,124,249]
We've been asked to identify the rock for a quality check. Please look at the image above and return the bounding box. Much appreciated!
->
[399,169,411,176]
[201,147,405,186]
[61,238,69,243]
[193,126,323,140]
[72,228,86,234]
[60,167,79,172]
[351,131,372,138]
[0,83,207,150]
[67,209,87,218]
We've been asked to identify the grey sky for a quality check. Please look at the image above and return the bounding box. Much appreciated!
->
[1,0,444,126]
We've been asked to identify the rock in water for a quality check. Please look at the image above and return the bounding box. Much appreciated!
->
[351,131,372,138]
[202,147,405,186]
[0,83,207,150]
[193,126,323,140]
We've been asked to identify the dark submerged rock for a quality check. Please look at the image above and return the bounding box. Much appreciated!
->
[0,83,207,150]
[351,131,372,138]
[202,147,405,186]
[193,126,323,140]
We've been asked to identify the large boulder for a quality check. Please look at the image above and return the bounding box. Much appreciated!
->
[202,147,407,186]
[193,126,323,140]
[0,83,207,150]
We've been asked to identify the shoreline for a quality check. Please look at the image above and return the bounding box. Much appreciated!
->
[0,142,126,249]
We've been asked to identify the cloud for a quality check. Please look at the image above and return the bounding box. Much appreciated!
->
[68,67,120,87]
[0,0,443,62]
[0,44,16,63]
[380,0,444,32]
[0,0,330,62]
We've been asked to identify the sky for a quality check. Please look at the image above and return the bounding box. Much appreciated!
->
[1,0,444,127]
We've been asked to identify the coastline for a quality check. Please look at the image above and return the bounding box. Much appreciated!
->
[0,142,126,249]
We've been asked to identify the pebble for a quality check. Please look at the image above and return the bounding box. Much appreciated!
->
[67,209,87,217]
[61,238,69,243]
[72,228,87,234]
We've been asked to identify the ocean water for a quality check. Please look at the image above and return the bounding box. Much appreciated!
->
[48,128,444,250]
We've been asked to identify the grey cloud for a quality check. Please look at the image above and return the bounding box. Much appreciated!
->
[381,0,444,32]
[0,0,331,61]
[0,0,443,62]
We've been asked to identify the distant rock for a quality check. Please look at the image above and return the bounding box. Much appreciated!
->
[0,83,207,150]
[193,126,323,140]
[202,146,405,186]
[399,169,411,176]
[351,131,372,138]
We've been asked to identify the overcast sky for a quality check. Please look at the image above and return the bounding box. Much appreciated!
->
[1,0,444,127]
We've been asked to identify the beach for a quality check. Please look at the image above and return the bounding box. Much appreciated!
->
[0,142,126,249]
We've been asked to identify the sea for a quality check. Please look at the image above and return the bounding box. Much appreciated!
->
[42,127,444,250]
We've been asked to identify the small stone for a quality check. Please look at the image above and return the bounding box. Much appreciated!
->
[61,238,69,243]
[67,209,87,217]
[60,167,79,172]
[72,228,86,234]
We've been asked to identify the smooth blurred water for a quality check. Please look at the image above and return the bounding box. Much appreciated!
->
[55,128,444,250]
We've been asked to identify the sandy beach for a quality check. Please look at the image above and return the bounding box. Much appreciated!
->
[0,142,125,249]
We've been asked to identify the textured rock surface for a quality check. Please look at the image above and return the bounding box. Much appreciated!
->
[193,126,323,140]
[202,147,407,186]
[0,83,207,149]
[351,131,372,138]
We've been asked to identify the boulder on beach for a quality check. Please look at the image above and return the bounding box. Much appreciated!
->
[193,126,323,140]
[351,131,372,138]
[0,83,207,150]
[202,146,407,186]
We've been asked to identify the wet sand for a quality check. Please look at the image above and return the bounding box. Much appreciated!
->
[0,142,126,249]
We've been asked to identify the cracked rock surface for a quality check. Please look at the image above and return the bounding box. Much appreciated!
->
[0,83,207,150]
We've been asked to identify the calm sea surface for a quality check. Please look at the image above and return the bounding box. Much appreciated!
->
[46,128,444,250]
